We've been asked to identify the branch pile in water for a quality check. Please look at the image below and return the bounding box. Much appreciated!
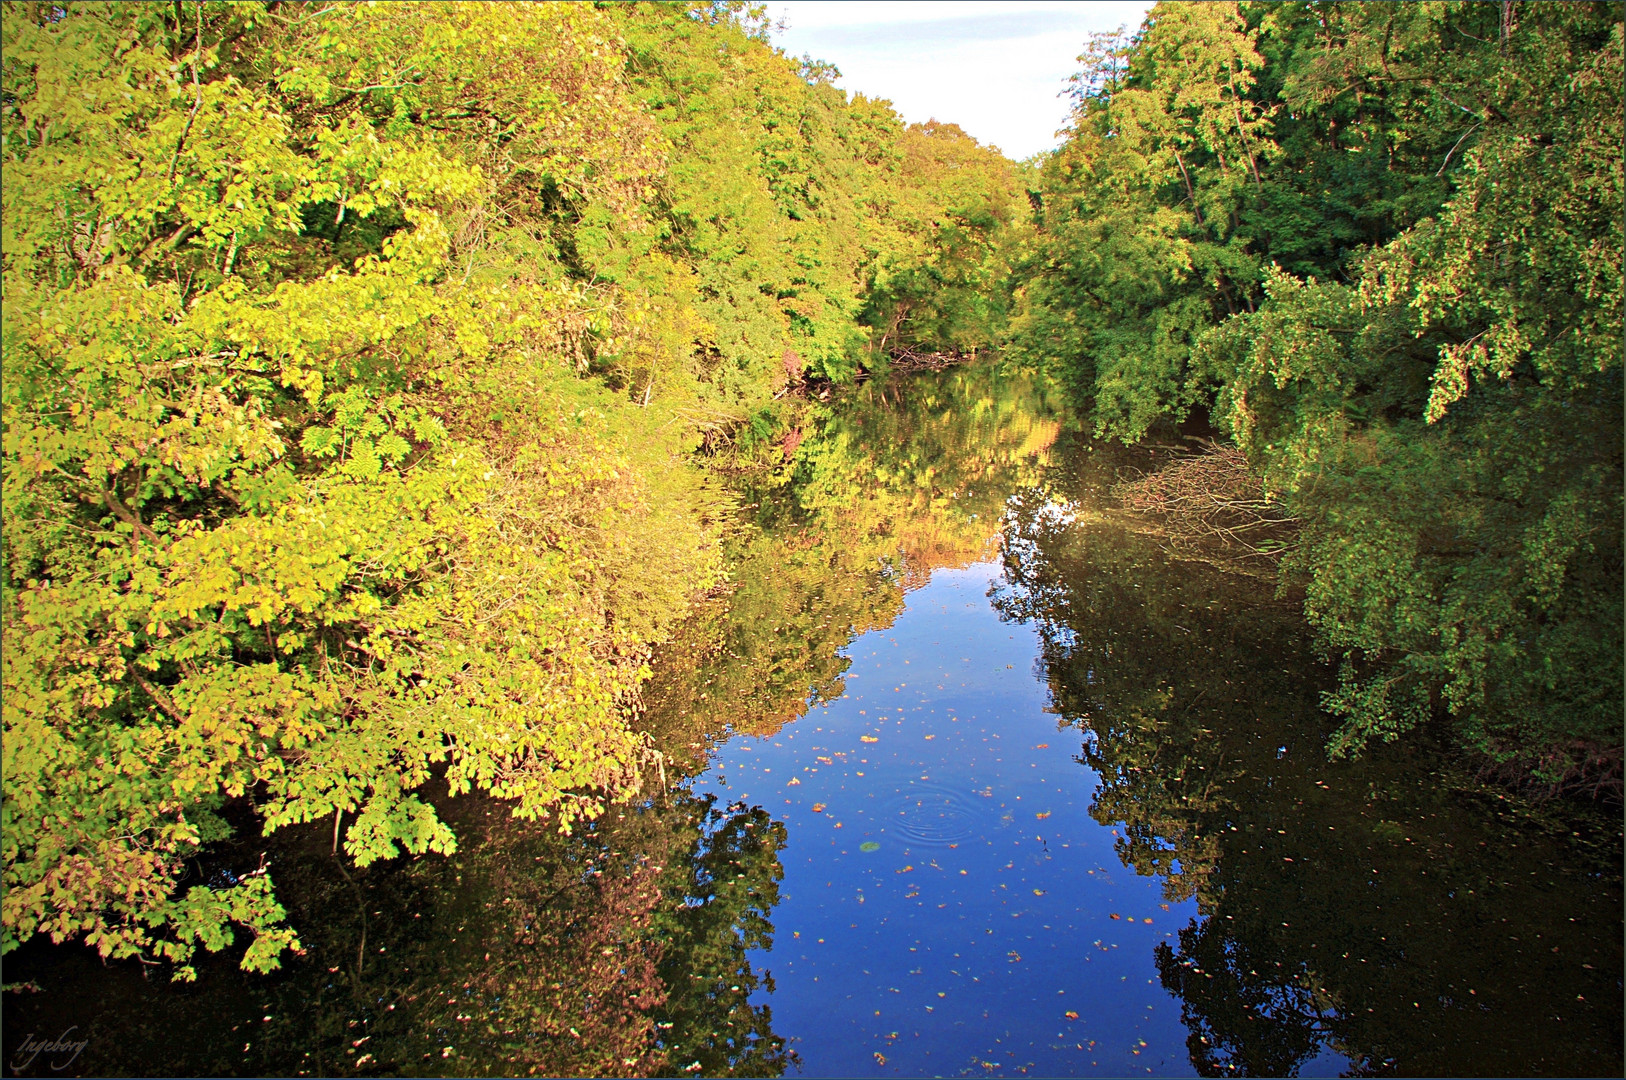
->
[888,346,973,371]
[1111,440,1298,565]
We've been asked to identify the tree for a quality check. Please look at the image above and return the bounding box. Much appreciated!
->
[1014,0,1623,784]
[1,0,1025,980]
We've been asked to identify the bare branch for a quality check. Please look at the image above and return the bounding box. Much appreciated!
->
[1111,441,1298,572]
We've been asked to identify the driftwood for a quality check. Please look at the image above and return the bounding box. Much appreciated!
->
[771,346,975,402]
[1111,439,1298,572]
[888,346,975,372]
[1473,740,1624,805]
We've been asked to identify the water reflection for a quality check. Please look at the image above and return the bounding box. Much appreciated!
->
[641,364,1065,774]
[993,431,1624,1077]
[7,366,1619,1078]
[4,789,790,1077]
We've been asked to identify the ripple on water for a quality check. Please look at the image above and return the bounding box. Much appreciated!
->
[880,781,987,847]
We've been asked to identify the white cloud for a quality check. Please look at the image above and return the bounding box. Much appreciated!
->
[768,1,1153,160]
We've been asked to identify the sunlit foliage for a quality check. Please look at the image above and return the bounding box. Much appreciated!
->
[642,363,1064,766]
[1015,0,1623,781]
[0,0,1022,978]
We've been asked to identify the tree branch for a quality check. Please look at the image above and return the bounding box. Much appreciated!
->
[101,483,161,545]
[165,1,205,188]
[134,675,184,721]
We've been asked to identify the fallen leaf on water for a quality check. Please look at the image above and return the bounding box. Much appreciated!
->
[1033,889,1046,896]
[812,803,827,812]
[924,734,936,740]
[1109,913,1121,920]
[1035,812,1051,820]
[860,841,880,853]
[861,735,879,743]
[896,865,915,873]
[1035,744,1049,749]
[1064,1011,1079,1020]
[874,1052,887,1065]
[1143,918,1153,924]
[787,778,801,786]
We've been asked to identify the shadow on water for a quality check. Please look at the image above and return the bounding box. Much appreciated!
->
[993,428,1624,1077]
[4,788,791,1078]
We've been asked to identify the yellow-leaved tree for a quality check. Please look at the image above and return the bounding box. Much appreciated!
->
[1,0,705,979]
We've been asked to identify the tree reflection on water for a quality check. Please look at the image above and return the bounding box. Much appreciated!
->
[4,789,791,1078]
[6,361,1065,1079]
[993,431,1623,1077]
[641,362,1066,773]
[8,369,1616,1078]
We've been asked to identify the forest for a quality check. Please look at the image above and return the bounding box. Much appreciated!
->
[2,0,1620,1002]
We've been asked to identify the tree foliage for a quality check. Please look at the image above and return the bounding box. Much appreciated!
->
[992,443,1622,1075]
[1014,0,1623,779]
[0,0,1022,978]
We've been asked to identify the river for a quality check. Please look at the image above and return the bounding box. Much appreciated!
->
[5,364,1620,1078]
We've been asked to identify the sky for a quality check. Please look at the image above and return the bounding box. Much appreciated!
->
[765,1,1155,162]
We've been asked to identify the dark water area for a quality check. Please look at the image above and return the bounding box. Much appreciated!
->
[4,365,1621,1078]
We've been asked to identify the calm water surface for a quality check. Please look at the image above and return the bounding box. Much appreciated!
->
[686,564,1219,1076]
[5,365,1620,1078]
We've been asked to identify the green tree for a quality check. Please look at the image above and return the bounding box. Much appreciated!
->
[860,121,1025,358]
[0,0,1031,985]
[1014,0,1623,783]
[1012,2,1274,439]
[1204,2,1624,773]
